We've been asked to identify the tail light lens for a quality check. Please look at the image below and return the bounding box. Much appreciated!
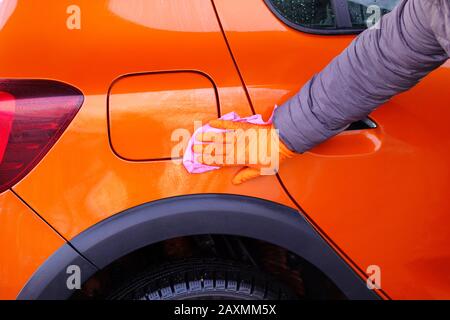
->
[0,79,84,193]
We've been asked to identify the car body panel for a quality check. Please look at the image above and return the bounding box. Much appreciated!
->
[0,191,65,299]
[3,0,295,241]
[214,0,450,299]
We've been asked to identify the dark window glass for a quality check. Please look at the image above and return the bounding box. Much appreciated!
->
[269,0,336,29]
[267,0,400,33]
[348,0,400,28]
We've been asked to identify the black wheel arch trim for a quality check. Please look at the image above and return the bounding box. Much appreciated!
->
[18,194,379,300]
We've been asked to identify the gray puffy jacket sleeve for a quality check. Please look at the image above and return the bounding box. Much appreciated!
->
[273,0,449,153]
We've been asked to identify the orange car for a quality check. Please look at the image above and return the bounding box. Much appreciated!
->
[0,0,449,300]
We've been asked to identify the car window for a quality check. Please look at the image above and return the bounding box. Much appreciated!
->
[266,0,401,34]
[348,0,398,28]
[268,0,336,29]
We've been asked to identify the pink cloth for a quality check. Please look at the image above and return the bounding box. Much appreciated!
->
[183,110,275,174]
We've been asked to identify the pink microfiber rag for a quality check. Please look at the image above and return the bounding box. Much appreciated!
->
[183,109,276,174]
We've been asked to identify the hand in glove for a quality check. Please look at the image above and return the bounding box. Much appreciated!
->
[193,119,295,185]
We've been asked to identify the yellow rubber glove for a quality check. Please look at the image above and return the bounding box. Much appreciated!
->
[193,119,295,185]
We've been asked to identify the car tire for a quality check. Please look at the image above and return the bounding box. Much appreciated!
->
[108,259,297,300]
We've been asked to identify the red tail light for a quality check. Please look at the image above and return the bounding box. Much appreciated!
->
[0,92,15,164]
[0,80,84,193]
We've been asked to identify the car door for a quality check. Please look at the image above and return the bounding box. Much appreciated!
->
[214,0,450,299]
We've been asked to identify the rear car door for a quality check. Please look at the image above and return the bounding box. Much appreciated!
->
[214,0,450,299]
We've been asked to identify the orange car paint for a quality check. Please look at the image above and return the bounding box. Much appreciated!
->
[0,0,295,298]
[214,0,450,299]
[0,0,448,299]
[0,191,65,299]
